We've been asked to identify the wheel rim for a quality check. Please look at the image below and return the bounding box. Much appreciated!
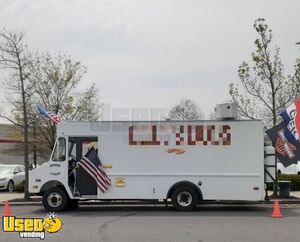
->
[177,191,193,207]
[8,182,13,192]
[47,192,62,208]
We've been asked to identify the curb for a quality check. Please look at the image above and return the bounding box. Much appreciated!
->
[1,199,300,206]
[0,202,42,206]
[267,200,300,204]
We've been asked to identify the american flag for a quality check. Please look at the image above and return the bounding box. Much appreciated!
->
[79,147,111,193]
[37,106,63,124]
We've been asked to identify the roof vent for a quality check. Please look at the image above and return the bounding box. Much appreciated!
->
[215,102,238,120]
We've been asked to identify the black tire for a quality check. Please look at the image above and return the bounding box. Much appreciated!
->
[171,186,198,211]
[66,199,79,210]
[7,180,14,193]
[42,187,69,212]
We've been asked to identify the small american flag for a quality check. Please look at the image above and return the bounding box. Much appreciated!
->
[37,106,63,124]
[79,147,111,193]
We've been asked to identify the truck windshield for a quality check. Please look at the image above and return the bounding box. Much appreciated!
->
[52,137,66,162]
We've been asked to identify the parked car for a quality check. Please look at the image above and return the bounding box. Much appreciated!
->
[277,161,300,175]
[0,165,25,192]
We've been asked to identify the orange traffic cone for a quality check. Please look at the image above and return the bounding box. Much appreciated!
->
[271,199,282,218]
[3,201,11,216]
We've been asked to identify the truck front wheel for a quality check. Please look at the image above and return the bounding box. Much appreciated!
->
[171,186,198,211]
[42,187,68,212]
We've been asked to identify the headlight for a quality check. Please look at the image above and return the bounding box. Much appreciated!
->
[0,178,7,182]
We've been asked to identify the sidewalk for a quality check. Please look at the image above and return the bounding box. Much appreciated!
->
[0,192,24,202]
[291,191,300,198]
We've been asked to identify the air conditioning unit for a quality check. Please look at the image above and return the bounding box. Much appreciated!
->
[215,102,238,120]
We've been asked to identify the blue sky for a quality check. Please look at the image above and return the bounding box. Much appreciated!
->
[0,0,300,120]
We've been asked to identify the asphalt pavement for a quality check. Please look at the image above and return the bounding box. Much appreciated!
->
[1,204,300,242]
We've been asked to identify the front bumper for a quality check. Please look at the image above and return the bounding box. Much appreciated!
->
[0,179,8,190]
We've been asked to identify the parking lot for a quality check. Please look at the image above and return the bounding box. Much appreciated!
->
[1,202,300,242]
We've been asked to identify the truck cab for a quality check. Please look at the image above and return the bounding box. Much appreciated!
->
[30,135,103,211]
[29,136,71,211]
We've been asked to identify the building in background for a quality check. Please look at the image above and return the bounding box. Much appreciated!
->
[0,124,23,165]
[0,124,47,165]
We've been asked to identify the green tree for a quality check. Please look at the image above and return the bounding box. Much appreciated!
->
[0,30,102,199]
[32,53,101,150]
[229,18,299,128]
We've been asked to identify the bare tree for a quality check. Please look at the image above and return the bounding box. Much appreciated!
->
[168,98,204,120]
[229,18,299,128]
[0,29,36,200]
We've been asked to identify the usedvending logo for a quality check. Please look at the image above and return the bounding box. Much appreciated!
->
[2,212,63,240]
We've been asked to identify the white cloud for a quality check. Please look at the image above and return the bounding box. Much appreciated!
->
[0,0,300,119]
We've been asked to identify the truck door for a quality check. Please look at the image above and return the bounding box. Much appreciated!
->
[68,137,99,198]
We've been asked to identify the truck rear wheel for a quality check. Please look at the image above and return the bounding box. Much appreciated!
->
[42,187,68,212]
[171,186,198,211]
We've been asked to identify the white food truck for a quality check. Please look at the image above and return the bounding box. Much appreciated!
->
[29,104,267,212]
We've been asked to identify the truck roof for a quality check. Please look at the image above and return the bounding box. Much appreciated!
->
[59,119,263,123]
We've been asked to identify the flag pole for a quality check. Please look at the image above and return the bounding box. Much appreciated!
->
[274,153,278,197]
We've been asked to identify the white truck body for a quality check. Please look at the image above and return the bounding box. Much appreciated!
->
[29,120,265,206]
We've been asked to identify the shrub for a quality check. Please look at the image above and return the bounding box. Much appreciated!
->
[278,174,300,191]
[267,174,300,191]
[14,181,25,192]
